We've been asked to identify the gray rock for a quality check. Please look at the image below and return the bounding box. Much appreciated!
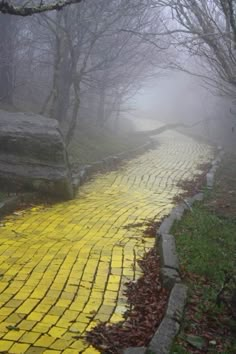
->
[166,283,188,322]
[158,215,176,236]
[159,234,179,271]
[0,110,73,199]
[206,172,214,188]
[160,267,181,290]
[123,347,146,354]
[170,204,186,221]
[148,317,180,354]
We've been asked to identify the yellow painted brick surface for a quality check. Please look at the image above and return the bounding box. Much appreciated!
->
[0,131,212,352]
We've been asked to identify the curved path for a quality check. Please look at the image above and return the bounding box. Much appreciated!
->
[0,131,212,353]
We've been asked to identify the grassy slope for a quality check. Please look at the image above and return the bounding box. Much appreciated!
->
[68,127,148,165]
[171,154,236,354]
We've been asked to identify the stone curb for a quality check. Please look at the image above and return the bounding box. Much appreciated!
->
[124,146,224,354]
[71,139,155,192]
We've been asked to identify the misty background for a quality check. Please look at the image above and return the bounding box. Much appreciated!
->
[0,0,235,150]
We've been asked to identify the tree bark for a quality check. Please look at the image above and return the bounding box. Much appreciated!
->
[0,15,14,106]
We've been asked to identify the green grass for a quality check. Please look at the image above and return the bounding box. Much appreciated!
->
[68,127,148,165]
[170,156,236,353]
[172,204,235,284]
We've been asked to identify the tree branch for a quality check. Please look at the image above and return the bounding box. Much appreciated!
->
[0,0,84,16]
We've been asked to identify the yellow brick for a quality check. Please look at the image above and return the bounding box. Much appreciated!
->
[48,306,65,316]
[82,346,100,353]
[48,326,67,338]
[50,338,72,350]
[110,312,124,323]
[70,340,87,350]
[6,299,23,308]
[56,299,71,308]
[0,339,14,350]
[86,320,99,331]
[33,322,52,333]
[0,321,10,333]
[5,313,23,324]
[19,320,36,331]
[34,334,55,347]
[42,314,58,325]
[55,318,70,328]
[19,331,41,344]
[62,350,79,354]
[17,299,39,315]
[4,329,25,341]
[9,342,30,353]
[14,292,30,300]
[27,312,44,321]
[0,307,14,316]
[34,303,51,313]
[106,282,120,291]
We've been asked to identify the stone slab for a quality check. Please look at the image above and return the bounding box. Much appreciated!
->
[170,204,186,221]
[148,317,180,354]
[158,215,176,236]
[166,283,188,322]
[159,234,179,271]
[206,172,214,188]
[161,267,181,290]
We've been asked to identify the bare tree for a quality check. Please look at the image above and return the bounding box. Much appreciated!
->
[149,0,236,99]
[0,14,16,105]
[0,0,84,16]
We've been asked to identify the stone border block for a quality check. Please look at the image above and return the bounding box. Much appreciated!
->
[169,203,186,221]
[160,267,181,290]
[166,284,188,323]
[148,317,180,354]
[158,215,176,236]
[159,234,179,271]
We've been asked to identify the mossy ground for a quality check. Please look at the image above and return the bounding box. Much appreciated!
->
[68,126,148,165]
[0,192,8,202]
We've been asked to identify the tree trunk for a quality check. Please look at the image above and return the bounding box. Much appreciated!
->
[49,13,71,123]
[97,87,106,128]
[0,15,14,106]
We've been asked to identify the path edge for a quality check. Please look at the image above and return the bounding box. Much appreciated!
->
[0,139,155,218]
[71,139,156,192]
[124,146,224,354]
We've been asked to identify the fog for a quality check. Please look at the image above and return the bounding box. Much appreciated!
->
[129,72,236,149]
[0,0,235,150]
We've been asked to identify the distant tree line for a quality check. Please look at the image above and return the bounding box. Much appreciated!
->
[0,0,235,144]
[0,0,166,144]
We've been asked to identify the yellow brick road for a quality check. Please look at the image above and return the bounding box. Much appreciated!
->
[0,131,212,353]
